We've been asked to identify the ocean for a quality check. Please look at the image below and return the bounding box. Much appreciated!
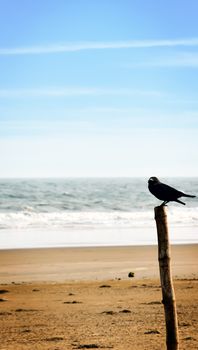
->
[0,178,197,249]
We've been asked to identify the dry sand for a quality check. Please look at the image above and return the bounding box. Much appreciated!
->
[0,244,197,349]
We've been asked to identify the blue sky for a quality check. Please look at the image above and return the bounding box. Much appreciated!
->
[0,0,198,177]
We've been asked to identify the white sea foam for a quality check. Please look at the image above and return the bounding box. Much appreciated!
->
[0,208,197,230]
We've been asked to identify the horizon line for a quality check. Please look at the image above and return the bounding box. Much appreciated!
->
[1,38,198,55]
[0,175,197,179]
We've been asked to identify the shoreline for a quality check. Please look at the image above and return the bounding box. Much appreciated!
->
[0,225,197,249]
[1,241,198,251]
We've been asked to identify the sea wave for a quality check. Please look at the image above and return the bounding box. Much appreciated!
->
[0,208,197,230]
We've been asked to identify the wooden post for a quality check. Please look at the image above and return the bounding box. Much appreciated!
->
[154,205,179,350]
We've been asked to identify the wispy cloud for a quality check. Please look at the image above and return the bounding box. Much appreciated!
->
[1,109,197,137]
[0,87,162,98]
[124,52,198,68]
[1,38,198,55]
[151,52,198,67]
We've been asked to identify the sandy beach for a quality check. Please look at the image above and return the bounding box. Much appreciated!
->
[0,244,197,349]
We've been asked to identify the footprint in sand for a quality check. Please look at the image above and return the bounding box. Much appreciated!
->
[144,330,160,334]
[0,290,9,294]
[44,336,64,342]
[101,310,117,315]
[63,301,82,304]
[119,309,131,313]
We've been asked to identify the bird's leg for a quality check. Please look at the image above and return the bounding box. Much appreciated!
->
[160,201,169,206]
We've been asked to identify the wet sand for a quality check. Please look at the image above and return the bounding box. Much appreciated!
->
[0,244,197,349]
[0,244,197,283]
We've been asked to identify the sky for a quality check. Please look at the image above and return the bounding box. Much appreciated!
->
[0,0,198,178]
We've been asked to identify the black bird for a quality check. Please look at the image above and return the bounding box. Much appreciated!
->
[148,176,196,206]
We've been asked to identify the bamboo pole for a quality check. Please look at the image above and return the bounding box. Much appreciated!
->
[154,205,179,350]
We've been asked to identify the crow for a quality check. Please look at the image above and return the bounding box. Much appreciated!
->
[148,176,196,206]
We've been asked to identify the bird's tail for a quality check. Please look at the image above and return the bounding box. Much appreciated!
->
[182,193,196,198]
[176,199,186,205]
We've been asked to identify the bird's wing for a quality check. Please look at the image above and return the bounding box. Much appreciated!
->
[157,183,183,200]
